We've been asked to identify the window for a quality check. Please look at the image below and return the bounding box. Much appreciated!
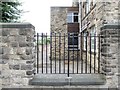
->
[84,33,87,50]
[68,33,78,49]
[92,0,96,5]
[67,12,79,23]
[86,0,91,14]
[90,26,96,52]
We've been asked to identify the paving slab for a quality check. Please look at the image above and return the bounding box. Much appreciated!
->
[29,74,106,86]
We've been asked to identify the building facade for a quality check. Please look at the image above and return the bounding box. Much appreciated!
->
[80,0,119,88]
[51,0,119,88]
[51,1,80,61]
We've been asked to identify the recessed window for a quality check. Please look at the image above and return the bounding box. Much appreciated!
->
[90,26,96,52]
[67,12,79,23]
[86,0,91,14]
[68,33,78,49]
[92,0,96,5]
[84,33,87,50]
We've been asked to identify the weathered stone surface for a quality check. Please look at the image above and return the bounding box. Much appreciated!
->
[19,28,33,36]
[2,47,11,54]
[102,67,111,72]
[0,48,3,54]
[9,65,20,70]
[10,42,18,47]
[0,59,8,64]
[26,60,34,64]
[26,36,33,42]
[20,55,31,60]
[2,37,10,43]
[101,53,112,57]
[26,70,34,75]
[17,48,26,55]
[19,42,27,47]
[19,29,28,35]
[26,43,34,47]
[21,65,33,70]
[9,29,19,36]
[0,23,35,87]
[2,55,9,59]
[2,29,10,36]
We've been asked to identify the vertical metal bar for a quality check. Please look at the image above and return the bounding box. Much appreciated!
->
[72,33,74,73]
[37,33,39,73]
[64,33,65,73]
[85,35,87,73]
[68,33,70,77]
[90,34,92,73]
[81,33,83,73]
[42,33,43,73]
[59,33,61,73]
[46,33,48,74]
[50,32,52,73]
[98,34,100,73]
[77,33,79,74]
[94,34,96,73]
[55,33,56,73]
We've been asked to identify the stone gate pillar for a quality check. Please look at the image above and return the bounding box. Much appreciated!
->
[0,23,35,87]
[100,25,120,88]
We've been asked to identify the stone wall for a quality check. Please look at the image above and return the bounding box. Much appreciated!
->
[51,7,68,60]
[0,23,35,87]
[100,25,119,88]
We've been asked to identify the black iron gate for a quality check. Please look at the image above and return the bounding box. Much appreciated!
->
[34,33,101,77]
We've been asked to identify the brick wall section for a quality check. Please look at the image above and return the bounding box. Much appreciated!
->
[0,23,35,87]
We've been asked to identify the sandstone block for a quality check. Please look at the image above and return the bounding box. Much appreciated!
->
[0,48,3,54]
[19,42,27,47]
[21,65,33,70]
[20,55,32,60]
[10,42,18,47]
[2,30,10,36]
[26,70,34,75]
[17,48,26,55]
[10,29,19,36]
[9,65,20,70]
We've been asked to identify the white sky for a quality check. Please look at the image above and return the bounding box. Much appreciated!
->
[20,0,72,33]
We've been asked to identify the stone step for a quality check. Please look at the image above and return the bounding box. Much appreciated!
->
[29,74,106,86]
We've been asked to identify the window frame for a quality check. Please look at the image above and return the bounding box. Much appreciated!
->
[83,33,87,50]
[67,12,79,23]
[68,33,79,49]
[90,26,96,52]
[86,0,91,14]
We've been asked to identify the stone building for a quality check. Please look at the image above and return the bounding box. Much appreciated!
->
[51,0,120,88]
[80,0,119,88]
[51,0,80,61]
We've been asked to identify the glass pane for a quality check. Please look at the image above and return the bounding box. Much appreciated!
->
[91,45,94,50]
[68,34,78,46]
[74,16,78,22]
[67,16,72,23]
[68,13,72,16]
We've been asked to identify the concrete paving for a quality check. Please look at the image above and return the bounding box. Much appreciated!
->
[29,74,106,86]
